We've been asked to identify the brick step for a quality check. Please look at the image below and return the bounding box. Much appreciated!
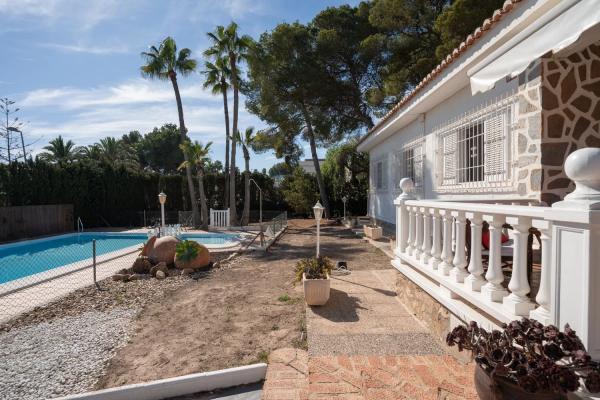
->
[262,348,309,400]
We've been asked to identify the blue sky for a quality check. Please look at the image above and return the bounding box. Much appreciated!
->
[0,0,360,172]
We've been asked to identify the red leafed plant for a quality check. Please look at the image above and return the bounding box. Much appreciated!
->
[446,318,600,394]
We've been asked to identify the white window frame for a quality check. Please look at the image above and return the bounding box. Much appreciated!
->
[394,138,425,193]
[434,94,516,193]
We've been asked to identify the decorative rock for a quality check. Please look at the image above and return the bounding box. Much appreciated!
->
[112,274,127,281]
[149,262,168,277]
[128,274,144,281]
[141,236,179,265]
[131,256,152,274]
[182,268,195,275]
[155,270,166,280]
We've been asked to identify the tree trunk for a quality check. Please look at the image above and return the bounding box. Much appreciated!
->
[228,52,238,225]
[242,148,250,226]
[301,107,331,219]
[198,171,208,230]
[170,74,200,227]
[222,80,230,209]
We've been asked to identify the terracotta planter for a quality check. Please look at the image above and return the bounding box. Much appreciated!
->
[303,273,330,306]
[474,364,564,400]
[363,225,382,240]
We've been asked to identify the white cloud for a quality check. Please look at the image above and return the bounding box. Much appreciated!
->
[21,79,217,110]
[38,42,129,55]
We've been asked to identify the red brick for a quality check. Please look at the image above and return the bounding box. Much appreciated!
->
[309,373,338,383]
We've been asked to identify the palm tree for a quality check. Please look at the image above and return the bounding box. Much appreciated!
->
[95,137,138,168]
[141,37,200,226]
[235,127,254,226]
[205,23,252,225]
[179,140,212,230]
[202,56,232,209]
[38,135,84,165]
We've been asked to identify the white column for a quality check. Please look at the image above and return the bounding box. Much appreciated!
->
[503,217,535,316]
[464,213,485,291]
[530,225,553,325]
[420,210,432,264]
[394,178,415,256]
[414,208,423,258]
[439,211,454,275]
[209,208,213,228]
[429,209,442,270]
[450,211,468,283]
[482,215,508,302]
[406,207,415,256]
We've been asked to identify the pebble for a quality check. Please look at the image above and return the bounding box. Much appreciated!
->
[0,308,137,400]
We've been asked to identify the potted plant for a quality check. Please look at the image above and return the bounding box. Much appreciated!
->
[174,240,210,270]
[363,222,382,240]
[294,256,333,306]
[446,319,600,400]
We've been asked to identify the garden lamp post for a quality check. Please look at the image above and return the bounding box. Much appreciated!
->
[313,201,324,258]
[158,192,167,228]
[342,196,348,219]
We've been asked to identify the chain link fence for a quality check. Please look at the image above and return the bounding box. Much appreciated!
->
[0,233,145,324]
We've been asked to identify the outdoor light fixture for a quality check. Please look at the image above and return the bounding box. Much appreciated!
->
[158,192,167,228]
[313,201,324,257]
[341,196,348,219]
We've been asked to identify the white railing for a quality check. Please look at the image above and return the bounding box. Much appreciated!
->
[210,208,230,229]
[392,148,600,359]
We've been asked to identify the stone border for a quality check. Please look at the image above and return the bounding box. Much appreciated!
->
[55,363,267,400]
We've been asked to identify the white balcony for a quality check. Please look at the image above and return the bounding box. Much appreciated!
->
[391,147,600,359]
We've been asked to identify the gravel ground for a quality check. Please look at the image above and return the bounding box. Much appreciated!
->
[0,308,137,400]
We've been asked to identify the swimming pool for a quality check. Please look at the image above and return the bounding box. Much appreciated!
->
[0,232,239,285]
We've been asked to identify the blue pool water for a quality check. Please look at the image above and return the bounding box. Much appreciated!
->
[0,232,238,285]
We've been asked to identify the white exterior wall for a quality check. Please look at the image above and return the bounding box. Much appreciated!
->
[368,79,521,225]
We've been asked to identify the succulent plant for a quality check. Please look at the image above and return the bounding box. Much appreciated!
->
[294,256,334,283]
[175,240,201,262]
[446,318,600,394]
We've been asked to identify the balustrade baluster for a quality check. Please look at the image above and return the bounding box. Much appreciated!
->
[414,208,423,258]
[429,209,442,269]
[406,207,415,255]
[439,211,454,275]
[530,225,553,324]
[482,215,508,302]
[464,213,485,291]
[503,217,536,315]
[421,209,432,264]
[450,211,468,282]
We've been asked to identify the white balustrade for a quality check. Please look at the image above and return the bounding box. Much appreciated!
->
[209,208,230,228]
[420,210,432,264]
[391,148,600,359]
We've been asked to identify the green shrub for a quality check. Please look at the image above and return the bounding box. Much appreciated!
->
[294,256,333,283]
[175,240,201,262]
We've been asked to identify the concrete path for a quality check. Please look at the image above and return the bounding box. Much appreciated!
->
[262,269,477,399]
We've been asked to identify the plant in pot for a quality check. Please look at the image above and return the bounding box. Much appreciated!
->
[294,256,333,306]
[174,240,210,270]
[446,319,600,400]
[363,217,382,239]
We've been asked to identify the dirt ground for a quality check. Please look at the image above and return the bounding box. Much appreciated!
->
[96,219,392,388]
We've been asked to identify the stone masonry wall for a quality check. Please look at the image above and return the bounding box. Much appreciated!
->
[540,41,600,205]
[514,61,544,201]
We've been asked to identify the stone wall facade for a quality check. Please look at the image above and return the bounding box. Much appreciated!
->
[540,41,600,205]
[514,61,544,201]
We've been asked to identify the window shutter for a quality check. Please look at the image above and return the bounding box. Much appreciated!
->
[484,113,506,182]
[441,132,457,186]
[382,158,388,190]
[414,145,424,188]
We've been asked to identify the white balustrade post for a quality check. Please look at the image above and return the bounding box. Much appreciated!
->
[209,208,214,228]
[530,224,553,325]
[393,178,414,256]
[548,147,600,359]
[439,211,454,276]
[226,208,231,227]
[482,215,508,302]
[420,209,432,264]
[450,211,468,283]
[414,208,423,259]
[503,217,535,316]
[464,213,485,291]
[406,207,416,256]
[429,209,442,270]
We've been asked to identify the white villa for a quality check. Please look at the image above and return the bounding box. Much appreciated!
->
[357,0,600,371]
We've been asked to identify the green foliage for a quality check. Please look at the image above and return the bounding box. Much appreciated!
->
[294,256,334,283]
[268,162,293,178]
[280,168,319,216]
[37,135,85,165]
[322,139,369,217]
[278,294,291,302]
[138,124,184,173]
[140,36,197,80]
[175,240,201,262]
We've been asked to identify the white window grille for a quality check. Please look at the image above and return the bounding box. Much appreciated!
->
[394,139,424,191]
[435,93,516,192]
[373,157,388,191]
